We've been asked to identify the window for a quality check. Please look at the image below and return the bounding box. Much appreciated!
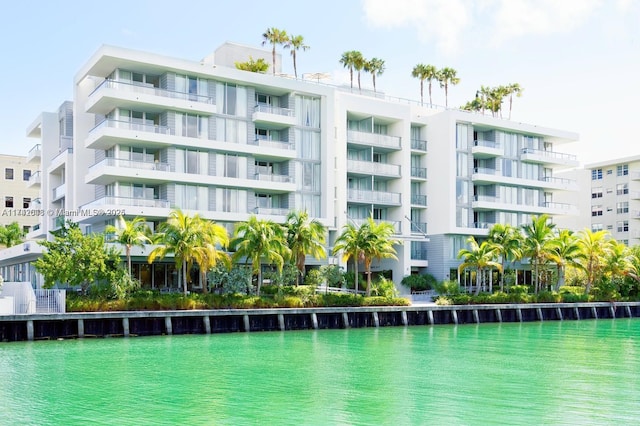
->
[607,169,613,175]
[607,224,613,230]
[617,202,629,214]
[617,221,629,232]
[617,183,628,195]
[591,205,603,217]
[591,168,602,180]
[23,197,30,209]
[23,169,31,181]
[617,164,629,176]
[5,168,13,180]
[592,223,603,232]
[591,187,603,198]
[5,196,13,208]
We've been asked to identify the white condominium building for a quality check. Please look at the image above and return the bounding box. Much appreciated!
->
[0,43,580,288]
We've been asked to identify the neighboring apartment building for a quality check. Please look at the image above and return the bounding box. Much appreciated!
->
[584,156,640,246]
[0,43,580,289]
[0,154,40,232]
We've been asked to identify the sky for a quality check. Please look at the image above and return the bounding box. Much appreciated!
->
[0,0,638,166]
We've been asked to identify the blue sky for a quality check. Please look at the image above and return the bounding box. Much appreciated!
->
[1,0,638,165]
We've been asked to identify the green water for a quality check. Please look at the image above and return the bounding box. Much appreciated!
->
[1,319,639,425]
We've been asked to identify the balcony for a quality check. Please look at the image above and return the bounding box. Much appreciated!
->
[472,168,578,191]
[253,207,290,216]
[411,167,427,179]
[411,194,427,206]
[52,183,66,202]
[410,138,427,152]
[49,148,73,174]
[347,130,401,151]
[350,218,402,234]
[82,196,170,209]
[472,195,577,215]
[252,104,296,127]
[86,79,216,116]
[411,248,428,261]
[27,144,41,163]
[472,140,503,158]
[630,191,640,200]
[347,189,401,205]
[254,173,293,183]
[520,148,578,168]
[347,160,401,177]
[249,135,294,151]
[409,222,428,234]
[86,119,174,150]
[27,170,41,187]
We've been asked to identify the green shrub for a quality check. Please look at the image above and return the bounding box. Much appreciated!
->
[320,264,346,288]
[450,294,472,305]
[435,280,461,295]
[303,268,323,287]
[559,286,584,296]
[363,296,410,306]
[508,285,529,295]
[401,274,436,292]
[371,277,399,298]
[561,293,589,303]
[434,296,452,306]
[534,291,561,303]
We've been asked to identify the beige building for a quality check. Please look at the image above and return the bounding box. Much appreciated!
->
[0,153,40,232]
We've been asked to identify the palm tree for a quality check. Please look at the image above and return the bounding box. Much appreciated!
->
[437,67,460,108]
[148,209,203,295]
[411,64,438,106]
[262,27,289,75]
[548,229,583,291]
[576,229,613,294]
[352,51,366,92]
[359,218,399,296]
[457,236,502,296]
[288,34,309,79]
[505,83,523,120]
[193,220,231,294]
[105,216,151,276]
[284,210,327,285]
[0,222,25,248]
[487,223,522,291]
[521,215,556,293]
[339,50,359,89]
[231,216,289,296]
[603,240,631,283]
[333,222,365,293]
[364,57,385,93]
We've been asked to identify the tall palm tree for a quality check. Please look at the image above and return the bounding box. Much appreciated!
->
[333,222,365,293]
[359,218,399,296]
[105,215,151,276]
[284,210,327,285]
[505,83,523,120]
[288,34,309,79]
[364,57,385,93]
[352,51,366,92]
[603,240,631,283]
[437,67,460,108]
[0,222,25,248]
[411,64,438,106]
[487,223,522,291]
[148,209,203,295]
[457,236,502,296]
[576,229,613,294]
[262,27,289,75]
[548,229,583,291]
[231,216,289,296]
[193,220,231,294]
[339,50,359,89]
[521,215,556,293]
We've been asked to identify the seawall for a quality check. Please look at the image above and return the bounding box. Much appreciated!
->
[1,302,639,342]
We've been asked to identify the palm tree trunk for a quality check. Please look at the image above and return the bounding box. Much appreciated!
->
[373,74,376,93]
[293,53,298,79]
[474,268,481,296]
[126,246,132,276]
[272,45,276,75]
[428,81,432,107]
[354,258,359,294]
[257,265,262,296]
[183,260,188,296]
[420,80,424,105]
[509,95,513,120]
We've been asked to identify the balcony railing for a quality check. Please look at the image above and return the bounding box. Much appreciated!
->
[347,160,401,176]
[28,170,41,185]
[411,167,427,178]
[254,173,293,183]
[89,79,215,104]
[474,139,499,148]
[350,218,401,233]
[347,130,401,149]
[521,148,577,162]
[90,119,173,136]
[347,189,401,204]
[254,103,295,117]
[473,222,495,229]
[52,183,66,200]
[248,137,294,150]
[411,249,428,260]
[88,157,171,173]
[411,194,427,206]
[410,138,427,151]
[82,196,170,209]
[51,148,73,164]
[60,135,73,151]
[254,207,290,216]
[539,176,576,186]
[410,222,428,234]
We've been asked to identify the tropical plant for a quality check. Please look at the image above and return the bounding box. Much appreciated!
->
[148,209,205,295]
[359,218,399,296]
[284,210,327,285]
[411,64,438,106]
[231,215,290,296]
[288,34,309,79]
[340,50,358,89]
[364,57,385,93]
[505,83,523,120]
[487,223,522,291]
[457,236,502,296]
[0,222,25,248]
[602,240,630,284]
[262,27,289,75]
[333,222,365,293]
[352,51,366,92]
[437,67,460,108]
[575,229,612,294]
[235,56,269,73]
[193,219,231,294]
[105,215,151,276]
[521,215,556,293]
[548,229,584,291]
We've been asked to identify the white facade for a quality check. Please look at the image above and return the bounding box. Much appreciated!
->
[0,154,40,231]
[0,44,580,288]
